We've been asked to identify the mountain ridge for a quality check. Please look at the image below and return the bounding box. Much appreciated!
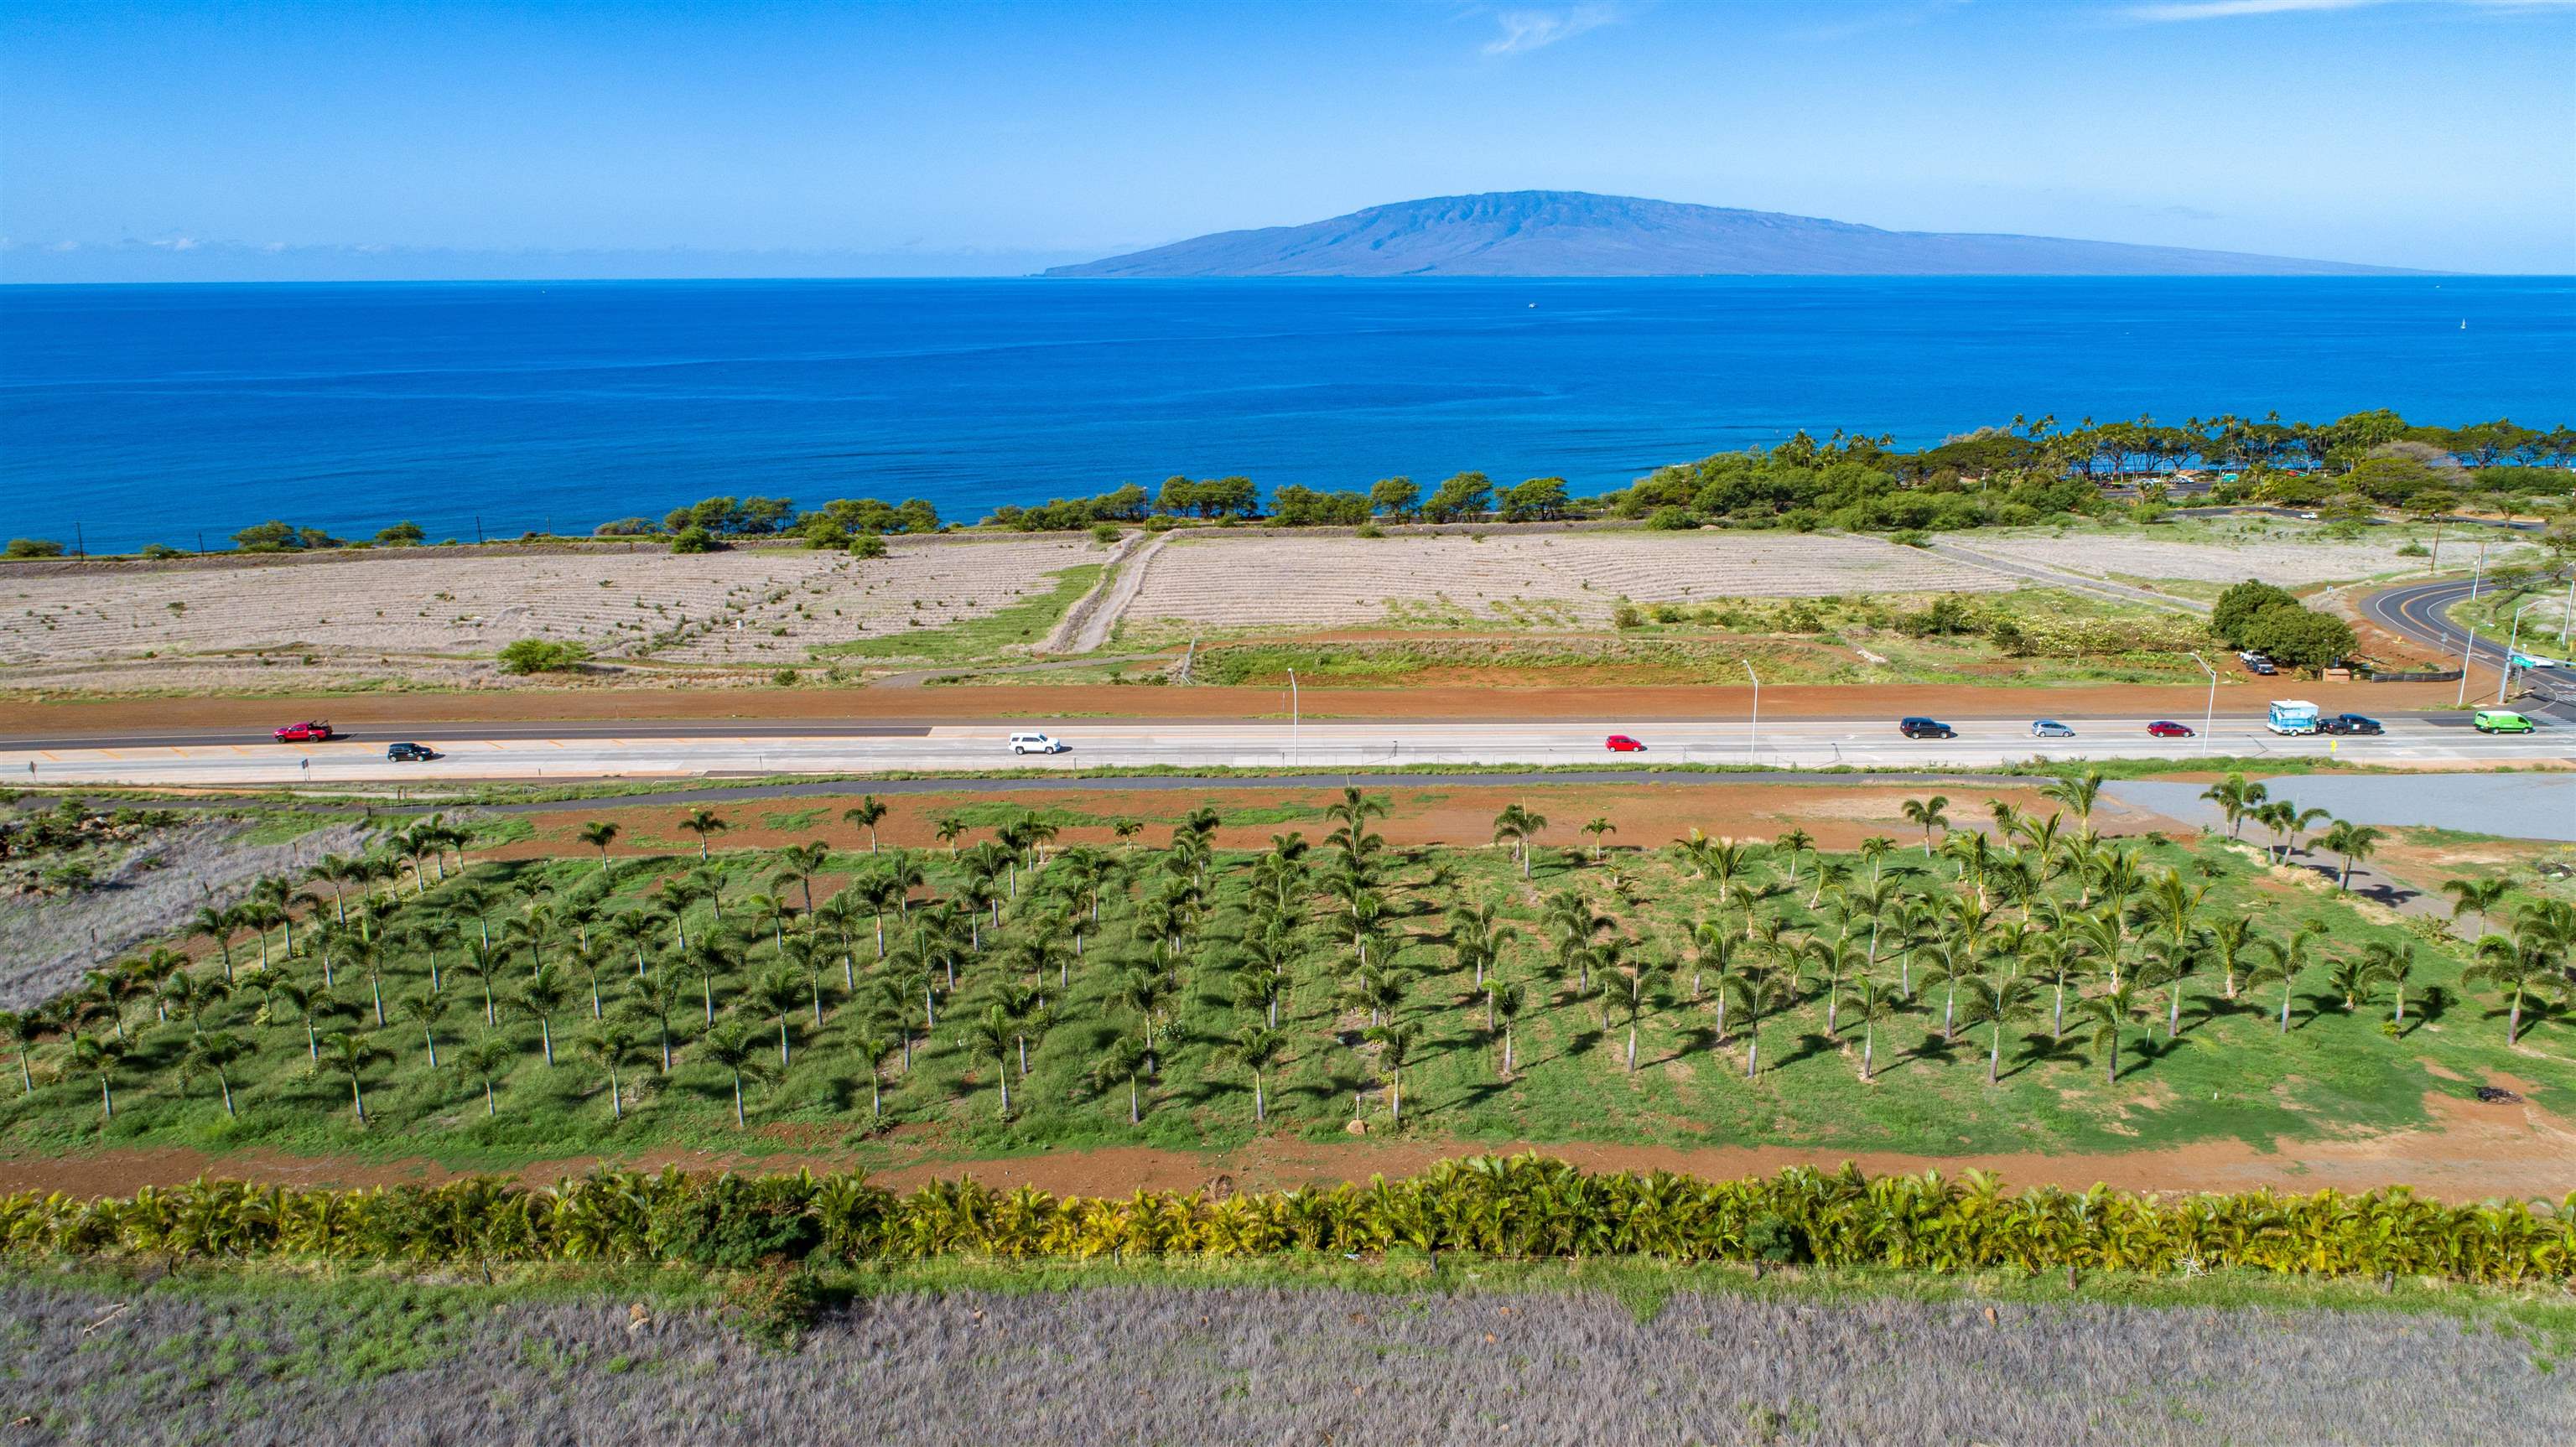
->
[1043,191,2412,278]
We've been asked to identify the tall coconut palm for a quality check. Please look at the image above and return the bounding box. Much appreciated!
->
[2318,820,2385,892]
[842,796,890,853]
[67,1034,126,1120]
[2246,925,2325,1035]
[579,1023,640,1121]
[2440,877,2513,941]
[1089,1035,1152,1124]
[748,965,805,1068]
[956,1004,1019,1118]
[1223,1024,1287,1124]
[1959,973,2035,1085]
[617,975,685,1074]
[179,1031,247,1117]
[190,903,241,983]
[776,841,832,916]
[696,1018,773,1128]
[934,814,969,857]
[1364,1017,1421,1124]
[2041,769,2106,833]
[459,1035,513,1118]
[2362,941,2418,1028]
[315,1030,390,1124]
[397,988,450,1069]
[2199,773,2268,839]
[1722,962,1796,1080]
[679,807,728,862]
[2465,930,2559,1045]
[1840,972,1902,1081]
[576,820,621,873]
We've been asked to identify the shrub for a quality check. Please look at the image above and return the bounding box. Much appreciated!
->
[802,519,851,551]
[139,543,184,560]
[1888,528,1929,547]
[594,516,655,537]
[1612,602,1645,630]
[4,538,65,559]
[772,668,800,687]
[375,521,427,546]
[849,533,888,559]
[1355,522,1385,539]
[1090,523,1123,545]
[496,639,594,675]
[1644,506,1698,532]
[671,526,720,554]
[2211,579,2302,647]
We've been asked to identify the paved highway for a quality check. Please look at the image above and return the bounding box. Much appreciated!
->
[2360,577,2576,717]
[3,713,2565,786]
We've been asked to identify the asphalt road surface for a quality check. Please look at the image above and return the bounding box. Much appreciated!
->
[2360,576,2576,718]
[5,712,2565,786]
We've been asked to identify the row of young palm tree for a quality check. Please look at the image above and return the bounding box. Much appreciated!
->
[0,779,2566,1144]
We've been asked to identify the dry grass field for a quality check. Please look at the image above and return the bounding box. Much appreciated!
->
[1113,531,2014,638]
[8,1276,2566,1447]
[1943,521,2528,589]
[0,536,1104,694]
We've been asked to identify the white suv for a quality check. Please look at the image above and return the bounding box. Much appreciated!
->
[1009,732,1064,755]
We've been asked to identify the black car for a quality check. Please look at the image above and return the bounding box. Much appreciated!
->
[2319,713,2383,736]
[386,742,438,762]
[1898,717,1957,739]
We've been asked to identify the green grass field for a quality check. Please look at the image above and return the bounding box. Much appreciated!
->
[2,781,2566,1176]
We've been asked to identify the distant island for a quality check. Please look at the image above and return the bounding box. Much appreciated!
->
[1044,190,2410,278]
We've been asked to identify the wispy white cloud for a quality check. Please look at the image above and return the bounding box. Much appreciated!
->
[2127,0,2573,22]
[1483,4,1621,54]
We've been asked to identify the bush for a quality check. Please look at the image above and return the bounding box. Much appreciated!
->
[671,526,720,554]
[139,543,184,560]
[375,521,426,546]
[1644,506,1698,532]
[1612,602,1645,630]
[771,668,800,687]
[2212,579,2302,647]
[496,639,594,675]
[802,519,851,551]
[594,516,655,537]
[1888,528,1929,547]
[1355,523,1385,539]
[1090,523,1123,545]
[849,533,888,559]
[4,538,65,559]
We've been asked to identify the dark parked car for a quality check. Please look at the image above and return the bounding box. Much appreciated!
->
[1898,717,1957,739]
[386,742,438,762]
[2319,713,2382,735]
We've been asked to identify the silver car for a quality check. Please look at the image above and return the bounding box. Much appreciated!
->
[2030,719,2075,739]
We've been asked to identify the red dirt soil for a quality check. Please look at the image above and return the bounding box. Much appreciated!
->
[3,1090,2564,1203]
[0,677,2469,732]
[489,781,2184,861]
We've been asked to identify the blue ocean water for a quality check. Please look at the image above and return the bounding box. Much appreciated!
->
[3,277,2570,553]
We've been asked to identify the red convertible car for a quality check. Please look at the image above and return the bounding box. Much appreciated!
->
[1605,734,1646,752]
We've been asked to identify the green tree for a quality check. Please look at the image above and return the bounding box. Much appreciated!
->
[680,808,728,862]
[842,796,889,853]
[179,1031,247,1118]
[1421,471,1493,523]
[1959,973,2035,1085]
[315,1031,390,1125]
[695,1019,773,1128]
[66,1035,125,1120]
[459,1034,513,1118]
[1089,1035,1152,1125]
[1364,1018,1421,1124]
[579,1024,641,1121]
[576,821,621,872]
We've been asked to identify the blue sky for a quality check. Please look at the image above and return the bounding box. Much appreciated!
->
[5,0,2571,279]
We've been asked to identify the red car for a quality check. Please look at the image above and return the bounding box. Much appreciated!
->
[2146,720,2194,738]
[1605,734,1646,752]
[273,720,335,743]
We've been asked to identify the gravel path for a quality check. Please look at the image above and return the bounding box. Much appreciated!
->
[1036,530,1166,654]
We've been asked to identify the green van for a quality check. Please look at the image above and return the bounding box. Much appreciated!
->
[2471,710,2537,734]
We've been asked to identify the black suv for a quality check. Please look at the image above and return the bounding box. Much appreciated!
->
[2319,713,2383,736]
[386,742,438,762]
[1898,717,1957,739]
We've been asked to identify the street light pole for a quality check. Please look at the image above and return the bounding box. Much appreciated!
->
[1286,669,1299,767]
[1742,661,1759,763]
[2561,568,2573,648]
[2501,599,2543,705]
[2188,652,2215,756]
[2456,625,2477,708]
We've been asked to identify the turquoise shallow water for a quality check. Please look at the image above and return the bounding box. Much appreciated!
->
[3,276,2568,552]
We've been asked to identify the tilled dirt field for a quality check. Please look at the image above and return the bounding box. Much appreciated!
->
[4,1277,2564,1446]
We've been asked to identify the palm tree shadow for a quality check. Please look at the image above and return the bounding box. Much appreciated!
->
[1774,1031,1838,1071]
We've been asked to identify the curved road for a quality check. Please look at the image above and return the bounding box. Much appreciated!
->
[2360,576,2576,718]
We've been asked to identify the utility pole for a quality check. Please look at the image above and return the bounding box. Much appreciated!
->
[1742,661,1760,763]
[2457,626,2477,708]
[2188,652,2216,757]
[1287,669,1299,768]
[73,523,84,560]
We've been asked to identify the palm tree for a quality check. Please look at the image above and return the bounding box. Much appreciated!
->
[2246,926,2324,1035]
[190,903,239,983]
[315,1030,390,1124]
[520,965,571,1066]
[397,988,450,1069]
[2041,769,2106,833]
[617,976,685,1074]
[1900,796,1950,855]
[2077,984,2143,1087]
[1611,947,1666,1074]
[459,1034,513,1118]
[950,1004,1015,1117]
[1222,1024,1287,1124]
[843,796,890,853]
[577,820,621,872]
[1582,816,1617,862]
[679,807,728,861]
[579,1023,641,1120]
[2441,877,2513,941]
[1111,818,1145,850]
[1491,978,1527,1078]
[1959,973,2035,1085]
[935,814,969,857]
[1840,972,1901,1081]
[695,1018,772,1128]
[748,965,805,1068]
[1774,827,1815,890]
[2317,820,2384,892]
[180,1031,247,1117]
[67,1035,126,1120]
[2199,773,2268,839]
[2465,930,2559,1045]
[1365,1017,1420,1124]
[0,1009,37,1094]
[1722,963,1795,1080]
[776,841,833,916]
[1089,1035,1152,1124]
[2362,941,2418,1028]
